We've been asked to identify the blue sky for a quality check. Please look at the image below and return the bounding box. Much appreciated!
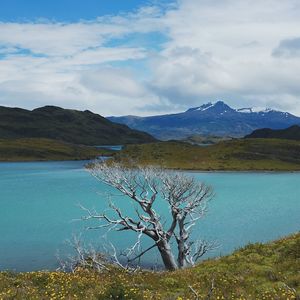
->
[0,0,300,116]
[0,0,152,21]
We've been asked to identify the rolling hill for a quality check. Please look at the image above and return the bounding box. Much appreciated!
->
[245,125,300,140]
[112,139,300,171]
[0,105,156,145]
[108,101,300,140]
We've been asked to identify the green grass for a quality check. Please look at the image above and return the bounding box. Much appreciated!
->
[0,233,299,299]
[113,138,300,171]
[0,138,114,161]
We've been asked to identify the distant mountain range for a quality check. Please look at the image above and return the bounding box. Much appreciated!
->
[245,125,300,141]
[108,101,300,140]
[0,105,156,145]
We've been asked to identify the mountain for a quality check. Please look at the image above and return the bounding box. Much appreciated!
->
[245,125,300,140]
[0,105,156,145]
[108,101,300,140]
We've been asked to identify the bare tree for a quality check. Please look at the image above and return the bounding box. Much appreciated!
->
[83,161,214,271]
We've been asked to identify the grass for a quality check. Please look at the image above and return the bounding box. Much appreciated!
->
[0,232,299,299]
[0,138,114,161]
[113,138,300,171]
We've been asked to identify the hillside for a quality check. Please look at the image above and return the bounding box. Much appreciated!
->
[113,139,300,171]
[245,125,300,140]
[109,101,300,140]
[0,106,156,145]
[0,138,113,161]
[0,232,299,299]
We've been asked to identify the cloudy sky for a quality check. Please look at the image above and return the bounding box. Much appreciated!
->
[1,0,300,116]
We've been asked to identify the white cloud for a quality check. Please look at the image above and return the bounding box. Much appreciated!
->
[147,0,300,115]
[0,7,164,115]
[1,0,300,116]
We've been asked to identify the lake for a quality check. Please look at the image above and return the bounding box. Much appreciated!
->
[0,161,299,271]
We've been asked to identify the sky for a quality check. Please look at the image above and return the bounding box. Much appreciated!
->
[1,0,300,116]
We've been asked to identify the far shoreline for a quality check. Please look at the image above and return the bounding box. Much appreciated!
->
[2,157,300,173]
[87,158,300,173]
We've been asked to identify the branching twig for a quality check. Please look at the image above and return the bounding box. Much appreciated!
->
[206,279,215,300]
[188,285,199,300]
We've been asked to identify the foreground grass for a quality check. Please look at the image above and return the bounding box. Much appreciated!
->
[0,138,114,162]
[114,139,300,171]
[0,233,299,299]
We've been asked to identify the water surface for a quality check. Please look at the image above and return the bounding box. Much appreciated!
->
[0,161,299,271]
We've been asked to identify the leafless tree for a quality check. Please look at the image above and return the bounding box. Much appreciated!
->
[83,161,215,271]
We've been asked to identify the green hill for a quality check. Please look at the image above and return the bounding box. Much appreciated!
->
[245,125,300,141]
[0,106,156,145]
[0,232,299,299]
[113,138,300,171]
[0,138,113,161]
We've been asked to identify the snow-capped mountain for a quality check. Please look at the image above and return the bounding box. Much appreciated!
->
[108,101,300,140]
[188,102,285,115]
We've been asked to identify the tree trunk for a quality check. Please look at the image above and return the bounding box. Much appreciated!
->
[157,240,178,271]
[177,241,189,269]
[177,218,189,269]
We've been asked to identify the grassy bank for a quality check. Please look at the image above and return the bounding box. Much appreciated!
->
[0,138,114,161]
[113,138,300,171]
[0,233,299,299]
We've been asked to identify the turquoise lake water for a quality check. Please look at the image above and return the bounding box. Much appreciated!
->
[0,161,299,271]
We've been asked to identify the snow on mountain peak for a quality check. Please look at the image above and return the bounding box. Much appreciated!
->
[237,107,274,114]
[195,102,214,111]
[186,101,286,116]
[186,101,229,113]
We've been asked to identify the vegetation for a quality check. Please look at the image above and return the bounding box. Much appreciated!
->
[0,138,114,161]
[0,105,156,145]
[245,125,300,141]
[0,232,299,299]
[182,134,233,145]
[113,138,300,171]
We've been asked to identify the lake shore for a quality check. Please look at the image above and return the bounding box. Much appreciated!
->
[2,137,300,172]
[87,160,300,173]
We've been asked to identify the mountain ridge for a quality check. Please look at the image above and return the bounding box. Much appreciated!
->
[108,101,300,140]
[0,105,156,145]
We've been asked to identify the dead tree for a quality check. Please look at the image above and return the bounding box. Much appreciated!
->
[84,161,214,271]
